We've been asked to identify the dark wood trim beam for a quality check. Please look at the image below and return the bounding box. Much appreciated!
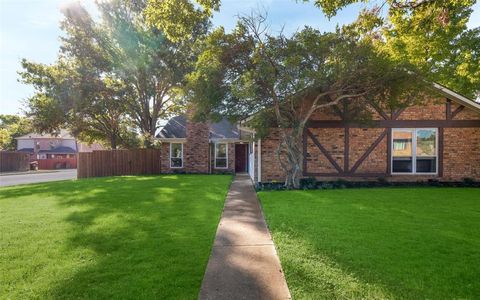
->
[305,129,343,173]
[307,120,480,128]
[344,126,349,173]
[350,129,388,174]
[446,99,452,120]
[438,127,444,177]
[451,105,465,119]
[392,108,405,120]
[302,129,308,175]
[386,128,392,175]
[368,101,388,120]
[304,172,387,177]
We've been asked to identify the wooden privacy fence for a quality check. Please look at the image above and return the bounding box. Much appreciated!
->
[77,149,162,178]
[0,151,30,172]
[38,158,77,170]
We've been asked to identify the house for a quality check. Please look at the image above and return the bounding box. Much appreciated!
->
[15,130,103,169]
[158,84,480,183]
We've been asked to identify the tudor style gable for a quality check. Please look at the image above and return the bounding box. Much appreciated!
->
[261,94,480,182]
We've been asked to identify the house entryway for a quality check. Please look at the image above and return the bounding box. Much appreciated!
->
[235,144,248,173]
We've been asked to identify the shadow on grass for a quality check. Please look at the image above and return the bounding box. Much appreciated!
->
[260,188,480,299]
[1,175,231,299]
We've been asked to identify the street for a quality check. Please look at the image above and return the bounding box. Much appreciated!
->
[0,169,77,187]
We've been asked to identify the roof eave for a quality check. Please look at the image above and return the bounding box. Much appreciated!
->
[433,83,480,113]
[209,138,242,143]
[155,138,187,142]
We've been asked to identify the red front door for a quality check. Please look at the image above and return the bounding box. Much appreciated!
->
[235,144,248,173]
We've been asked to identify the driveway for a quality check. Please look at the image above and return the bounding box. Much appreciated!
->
[0,169,77,187]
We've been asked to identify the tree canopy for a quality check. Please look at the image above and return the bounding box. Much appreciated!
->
[145,0,219,42]
[308,0,480,99]
[20,0,202,148]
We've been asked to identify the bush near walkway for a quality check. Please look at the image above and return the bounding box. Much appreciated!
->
[0,175,231,299]
[259,188,480,299]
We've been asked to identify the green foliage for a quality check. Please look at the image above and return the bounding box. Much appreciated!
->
[20,0,199,148]
[188,14,426,187]
[189,16,426,130]
[0,175,231,298]
[145,0,219,42]
[0,114,33,150]
[309,0,480,99]
[259,188,480,299]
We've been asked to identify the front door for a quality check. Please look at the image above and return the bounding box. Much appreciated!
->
[235,144,248,173]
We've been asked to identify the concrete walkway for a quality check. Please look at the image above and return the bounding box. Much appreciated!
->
[199,174,291,300]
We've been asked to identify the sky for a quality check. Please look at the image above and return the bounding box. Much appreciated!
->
[1,0,479,115]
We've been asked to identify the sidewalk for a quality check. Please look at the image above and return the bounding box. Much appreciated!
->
[199,174,291,300]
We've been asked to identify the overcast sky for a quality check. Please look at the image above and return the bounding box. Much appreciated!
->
[1,0,479,115]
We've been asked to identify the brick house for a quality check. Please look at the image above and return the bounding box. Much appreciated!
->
[157,84,480,183]
[15,130,103,169]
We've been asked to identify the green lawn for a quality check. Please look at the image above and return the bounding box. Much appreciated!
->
[259,188,480,299]
[0,175,231,299]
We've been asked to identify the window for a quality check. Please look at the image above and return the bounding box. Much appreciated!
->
[392,128,437,174]
[170,143,183,168]
[215,143,228,168]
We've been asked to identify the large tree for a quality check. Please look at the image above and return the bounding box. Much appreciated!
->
[21,0,201,148]
[188,15,426,188]
[20,53,136,149]
[308,0,480,99]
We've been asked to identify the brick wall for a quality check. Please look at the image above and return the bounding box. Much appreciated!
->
[444,128,480,180]
[261,129,286,182]
[350,128,387,174]
[260,100,480,182]
[184,117,210,173]
[160,143,172,172]
[398,101,446,120]
[210,142,235,174]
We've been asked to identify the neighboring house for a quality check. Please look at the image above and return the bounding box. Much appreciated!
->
[158,84,480,183]
[15,130,103,169]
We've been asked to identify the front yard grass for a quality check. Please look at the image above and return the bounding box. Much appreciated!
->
[0,175,231,299]
[259,188,480,299]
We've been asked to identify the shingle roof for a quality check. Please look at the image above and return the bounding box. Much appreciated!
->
[157,115,240,140]
[157,115,187,139]
[17,148,34,153]
[38,146,77,154]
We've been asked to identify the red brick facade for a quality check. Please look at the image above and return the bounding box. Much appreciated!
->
[160,116,238,174]
[158,98,479,182]
[260,98,480,182]
[184,118,210,173]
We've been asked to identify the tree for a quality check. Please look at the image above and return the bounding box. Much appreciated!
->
[21,0,197,148]
[0,115,33,150]
[145,0,219,42]
[188,15,426,188]
[19,56,136,149]
[307,0,480,99]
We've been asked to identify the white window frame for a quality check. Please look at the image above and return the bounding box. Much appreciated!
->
[391,128,438,175]
[214,143,228,169]
[170,143,184,168]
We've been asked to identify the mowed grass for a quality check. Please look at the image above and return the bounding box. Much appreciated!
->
[259,188,480,299]
[0,175,231,299]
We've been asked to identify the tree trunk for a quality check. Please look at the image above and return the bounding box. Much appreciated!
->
[110,135,117,149]
[276,128,304,189]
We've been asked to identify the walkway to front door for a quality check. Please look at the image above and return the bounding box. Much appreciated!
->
[199,174,291,300]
